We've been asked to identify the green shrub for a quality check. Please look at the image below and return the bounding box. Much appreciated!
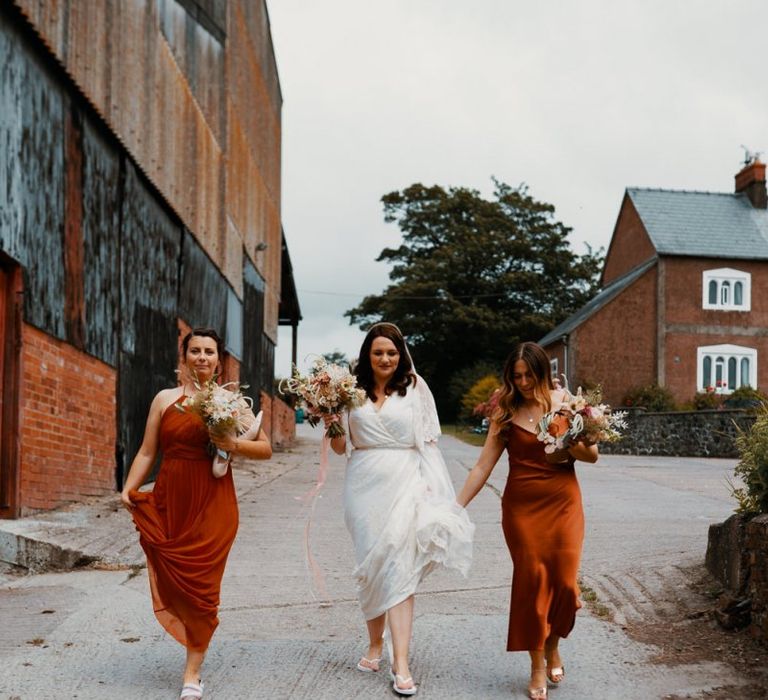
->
[731,405,768,515]
[447,361,500,421]
[461,374,501,420]
[622,384,676,412]
[691,391,722,410]
[724,385,768,410]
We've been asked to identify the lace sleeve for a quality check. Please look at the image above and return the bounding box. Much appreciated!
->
[414,375,441,444]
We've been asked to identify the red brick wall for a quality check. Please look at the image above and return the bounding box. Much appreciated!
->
[564,266,657,407]
[663,257,768,326]
[259,391,295,449]
[602,196,657,285]
[662,258,768,400]
[19,324,116,514]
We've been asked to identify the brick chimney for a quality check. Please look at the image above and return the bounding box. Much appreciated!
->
[735,159,767,208]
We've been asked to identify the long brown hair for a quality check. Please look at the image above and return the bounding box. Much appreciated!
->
[354,322,415,401]
[492,341,554,432]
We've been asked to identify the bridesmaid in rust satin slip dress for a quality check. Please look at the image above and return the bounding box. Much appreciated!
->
[120,328,271,700]
[457,342,597,700]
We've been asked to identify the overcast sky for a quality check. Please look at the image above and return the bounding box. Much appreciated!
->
[267,0,768,377]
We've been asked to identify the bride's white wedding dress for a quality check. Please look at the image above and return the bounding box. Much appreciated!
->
[343,377,474,619]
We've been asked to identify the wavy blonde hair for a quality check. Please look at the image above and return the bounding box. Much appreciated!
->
[492,342,554,433]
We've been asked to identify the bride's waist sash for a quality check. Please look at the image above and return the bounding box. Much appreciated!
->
[353,444,416,451]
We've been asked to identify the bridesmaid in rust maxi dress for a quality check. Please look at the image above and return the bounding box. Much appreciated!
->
[120,328,271,700]
[457,341,597,700]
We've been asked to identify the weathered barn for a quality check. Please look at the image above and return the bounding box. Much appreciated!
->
[0,0,300,517]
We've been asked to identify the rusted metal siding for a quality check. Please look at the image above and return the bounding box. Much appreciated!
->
[242,257,266,409]
[2,0,293,488]
[227,0,282,342]
[82,116,121,367]
[14,0,227,286]
[12,0,285,333]
[117,161,182,485]
[0,8,66,340]
[63,105,85,349]
[178,229,228,334]
[157,0,226,147]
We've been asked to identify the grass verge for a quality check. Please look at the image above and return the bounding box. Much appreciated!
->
[441,423,487,447]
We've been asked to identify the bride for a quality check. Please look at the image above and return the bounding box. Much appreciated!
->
[327,322,474,696]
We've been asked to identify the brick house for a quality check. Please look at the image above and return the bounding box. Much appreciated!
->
[0,2,300,517]
[540,160,768,407]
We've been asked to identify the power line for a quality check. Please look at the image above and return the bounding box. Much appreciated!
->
[298,288,509,300]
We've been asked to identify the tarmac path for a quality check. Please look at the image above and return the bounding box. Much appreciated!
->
[0,423,760,699]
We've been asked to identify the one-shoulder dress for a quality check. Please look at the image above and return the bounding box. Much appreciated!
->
[129,399,239,651]
[502,423,584,651]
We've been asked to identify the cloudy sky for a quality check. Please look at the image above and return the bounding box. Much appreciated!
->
[267,0,768,377]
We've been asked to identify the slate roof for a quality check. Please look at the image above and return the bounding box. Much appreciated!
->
[627,188,768,259]
[539,257,657,347]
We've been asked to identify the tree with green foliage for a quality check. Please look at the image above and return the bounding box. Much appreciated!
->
[346,180,602,416]
[321,349,350,367]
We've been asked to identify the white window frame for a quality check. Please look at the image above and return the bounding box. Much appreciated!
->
[702,268,751,311]
[697,343,757,394]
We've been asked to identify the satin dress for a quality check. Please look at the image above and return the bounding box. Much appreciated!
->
[502,423,584,651]
[344,387,474,620]
[129,398,239,651]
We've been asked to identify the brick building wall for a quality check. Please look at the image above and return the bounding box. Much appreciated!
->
[568,267,658,406]
[18,324,116,514]
[259,391,296,449]
[662,257,768,399]
[601,196,656,285]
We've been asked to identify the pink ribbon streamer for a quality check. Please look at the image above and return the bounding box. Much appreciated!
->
[295,433,331,602]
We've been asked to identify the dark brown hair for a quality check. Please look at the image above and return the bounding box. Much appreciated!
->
[354,322,415,401]
[493,341,554,431]
[181,328,225,358]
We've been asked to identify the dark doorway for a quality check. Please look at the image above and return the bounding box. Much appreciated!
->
[0,255,22,518]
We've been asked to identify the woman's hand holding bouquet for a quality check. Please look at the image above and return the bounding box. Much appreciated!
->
[280,358,367,438]
[178,376,260,477]
[537,385,627,461]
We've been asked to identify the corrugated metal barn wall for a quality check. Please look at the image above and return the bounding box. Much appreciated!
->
[0,5,259,488]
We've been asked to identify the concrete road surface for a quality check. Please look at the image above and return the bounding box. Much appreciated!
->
[0,423,760,699]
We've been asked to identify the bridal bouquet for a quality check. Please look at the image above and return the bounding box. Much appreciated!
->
[177,376,262,477]
[536,386,627,454]
[280,358,367,437]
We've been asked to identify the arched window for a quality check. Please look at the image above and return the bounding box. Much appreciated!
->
[741,358,750,387]
[728,357,737,390]
[703,269,750,310]
[698,345,757,393]
[708,280,718,305]
[721,281,730,305]
[715,356,725,388]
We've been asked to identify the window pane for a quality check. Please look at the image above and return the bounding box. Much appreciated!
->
[741,358,750,387]
[708,280,718,305]
[728,357,737,389]
[703,356,711,388]
[734,281,743,306]
[721,281,730,305]
[715,357,725,388]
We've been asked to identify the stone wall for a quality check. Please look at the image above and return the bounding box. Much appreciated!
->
[746,515,768,641]
[706,513,768,642]
[602,407,755,458]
